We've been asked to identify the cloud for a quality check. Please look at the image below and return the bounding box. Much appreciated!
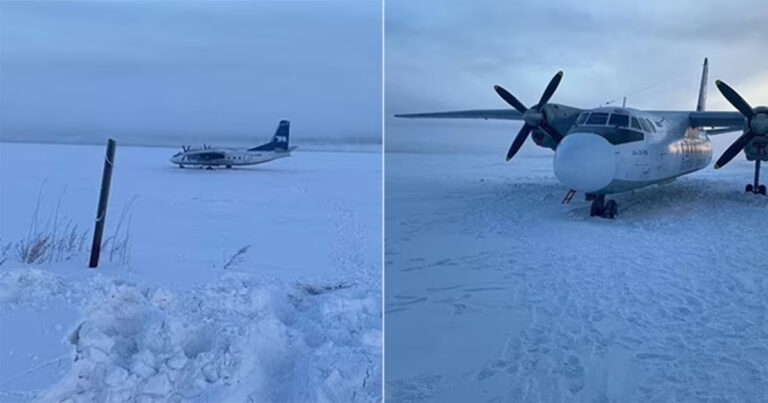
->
[0,0,382,146]
[386,0,768,153]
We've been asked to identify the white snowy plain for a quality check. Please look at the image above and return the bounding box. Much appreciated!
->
[0,142,382,403]
[385,151,768,402]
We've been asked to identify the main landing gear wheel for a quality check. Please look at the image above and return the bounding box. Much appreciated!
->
[226,165,232,169]
[589,195,618,219]
[745,160,766,195]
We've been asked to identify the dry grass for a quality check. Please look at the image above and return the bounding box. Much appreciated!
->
[222,245,251,270]
[5,182,134,267]
[15,234,52,264]
[102,196,137,266]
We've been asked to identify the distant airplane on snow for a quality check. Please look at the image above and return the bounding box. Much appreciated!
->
[170,120,296,169]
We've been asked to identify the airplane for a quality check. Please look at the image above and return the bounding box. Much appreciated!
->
[169,120,297,169]
[395,58,768,219]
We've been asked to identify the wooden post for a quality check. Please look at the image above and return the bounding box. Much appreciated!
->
[89,139,116,268]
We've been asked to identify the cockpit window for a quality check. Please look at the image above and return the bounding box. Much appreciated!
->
[638,118,652,132]
[586,112,609,125]
[576,113,589,125]
[630,117,642,130]
[608,114,629,128]
[643,118,657,133]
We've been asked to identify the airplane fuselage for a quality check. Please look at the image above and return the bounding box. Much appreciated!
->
[395,59,767,218]
[169,147,293,168]
[551,106,713,194]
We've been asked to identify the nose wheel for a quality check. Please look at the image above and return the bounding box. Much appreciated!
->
[589,194,618,219]
[746,160,767,195]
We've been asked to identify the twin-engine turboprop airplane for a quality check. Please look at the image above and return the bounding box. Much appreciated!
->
[396,59,768,218]
[170,120,297,169]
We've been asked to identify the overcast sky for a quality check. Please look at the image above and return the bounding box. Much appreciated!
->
[0,0,381,146]
[386,0,768,154]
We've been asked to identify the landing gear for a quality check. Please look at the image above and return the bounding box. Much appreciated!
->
[226,165,233,169]
[747,184,767,195]
[589,194,618,219]
[178,164,185,169]
[746,160,767,195]
[562,189,576,204]
[590,195,604,217]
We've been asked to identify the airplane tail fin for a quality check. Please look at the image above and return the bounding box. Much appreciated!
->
[696,58,708,112]
[248,120,290,151]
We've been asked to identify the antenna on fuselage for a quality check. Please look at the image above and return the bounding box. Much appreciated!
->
[622,97,627,108]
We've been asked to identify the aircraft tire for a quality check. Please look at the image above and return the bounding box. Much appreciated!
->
[604,200,618,219]
[746,184,754,193]
[590,201,602,217]
[759,185,766,195]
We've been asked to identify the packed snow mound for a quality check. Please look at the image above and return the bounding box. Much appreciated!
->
[0,269,70,307]
[3,269,381,403]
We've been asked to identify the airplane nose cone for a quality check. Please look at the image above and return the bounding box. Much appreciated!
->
[554,133,616,193]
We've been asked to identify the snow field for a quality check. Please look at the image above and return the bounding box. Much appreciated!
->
[385,151,768,402]
[0,142,382,402]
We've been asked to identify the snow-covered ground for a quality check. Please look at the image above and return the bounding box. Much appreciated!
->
[385,151,768,402]
[0,142,382,402]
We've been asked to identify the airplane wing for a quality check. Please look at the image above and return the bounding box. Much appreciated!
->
[394,109,523,120]
[704,128,742,136]
[188,151,226,160]
[688,111,746,133]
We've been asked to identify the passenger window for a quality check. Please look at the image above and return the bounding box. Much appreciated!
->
[576,113,589,125]
[586,112,609,125]
[630,117,642,130]
[608,114,629,128]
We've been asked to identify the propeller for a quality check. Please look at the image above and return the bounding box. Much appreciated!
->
[714,80,768,169]
[494,71,565,161]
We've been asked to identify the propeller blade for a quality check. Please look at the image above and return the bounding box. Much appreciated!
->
[506,124,532,161]
[494,85,528,113]
[716,80,754,119]
[714,131,755,169]
[537,71,563,107]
